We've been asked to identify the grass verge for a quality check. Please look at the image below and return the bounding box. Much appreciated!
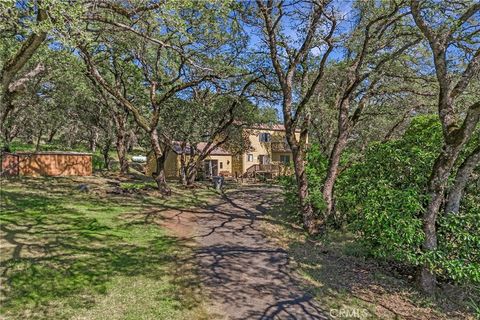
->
[0,175,216,320]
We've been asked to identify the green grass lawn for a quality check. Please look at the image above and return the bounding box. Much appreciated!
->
[0,176,216,320]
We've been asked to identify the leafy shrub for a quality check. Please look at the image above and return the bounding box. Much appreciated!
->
[336,115,479,284]
[278,144,328,224]
[433,176,480,283]
[277,174,302,223]
[92,154,105,171]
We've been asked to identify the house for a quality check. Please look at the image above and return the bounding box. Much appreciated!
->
[145,124,303,180]
[232,124,303,178]
[145,142,232,178]
[1,151,92,177]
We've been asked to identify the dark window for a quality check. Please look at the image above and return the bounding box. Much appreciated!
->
[259,132,271,142]
[280,155,290,164]
[220,162,223,169]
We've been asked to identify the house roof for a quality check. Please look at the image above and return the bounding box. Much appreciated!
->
[248,123,301,132]
[171,142,231,156]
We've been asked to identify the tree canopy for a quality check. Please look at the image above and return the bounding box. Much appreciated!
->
[1,0,478,296]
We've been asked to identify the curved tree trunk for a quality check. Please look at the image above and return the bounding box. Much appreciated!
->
[113,113,129,175]
[0,7,47,131]
[186,164,197,187]
[150,130,171,195]
[322,97,355,220]
[420,132,475,293]
[292,147,318,234]
[179,153,188,186]
[322,129,349,218]
[445,145,480,214]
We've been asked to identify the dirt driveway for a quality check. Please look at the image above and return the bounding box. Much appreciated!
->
[159,184,328,320]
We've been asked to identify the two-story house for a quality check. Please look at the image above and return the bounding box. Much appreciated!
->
[231,124,303,178]
[145,124,301,180]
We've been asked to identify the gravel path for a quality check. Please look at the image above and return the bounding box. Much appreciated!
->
[165,184,329,320]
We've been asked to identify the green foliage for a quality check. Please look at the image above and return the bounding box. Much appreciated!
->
[277,174,301,223]
[304,145,329,214]
[92,154,104,171]
[434,212,480,283]
[278,144,328,224]
[336,115,479,284]
[433,174,480,283]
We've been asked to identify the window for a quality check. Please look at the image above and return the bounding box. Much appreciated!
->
[259,132,271,142]
[220,162,223,169]
[247,154,253,162]
[280,155,290,164]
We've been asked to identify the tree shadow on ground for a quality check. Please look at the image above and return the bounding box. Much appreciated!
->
[114,183,331,319]
[265,211,478,320]
[0,178,203,319]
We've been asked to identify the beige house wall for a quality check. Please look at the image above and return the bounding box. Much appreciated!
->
[240,128,302,174]
[204,154,232,176]
[146,151,178,178]
[146,151,232,178]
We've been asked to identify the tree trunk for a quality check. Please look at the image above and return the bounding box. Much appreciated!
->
[445,145,480,214]
[150,130,171,195]
[101,137,112,170]
[2,123,18,145]
[46,128,57,143]
[116,132,129,175]
[186,164,197,187]
[0,95,15,133]
[322,98,352,220]
[114,116,129,175]
[126,130,136,152]
[103,149,110,170]
[292,147,319,234]
[322,130,349,218]
[35,128,43,151]
[0,5,47,133]
[179,152,188,186]
[155,154,170,195]
[421,139,468,293]
[90,128,99,152]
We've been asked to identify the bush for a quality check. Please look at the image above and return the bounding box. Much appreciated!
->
[336,115,479,284]
[277,144,328,225]
[278,115,479,284]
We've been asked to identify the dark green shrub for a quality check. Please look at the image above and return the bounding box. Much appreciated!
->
[92,154,105,171]
[337,115,479,284]
[277,144,328,224]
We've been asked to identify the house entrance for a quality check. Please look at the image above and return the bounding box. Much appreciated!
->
[204,160,218,177]
[258,155,270,165]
